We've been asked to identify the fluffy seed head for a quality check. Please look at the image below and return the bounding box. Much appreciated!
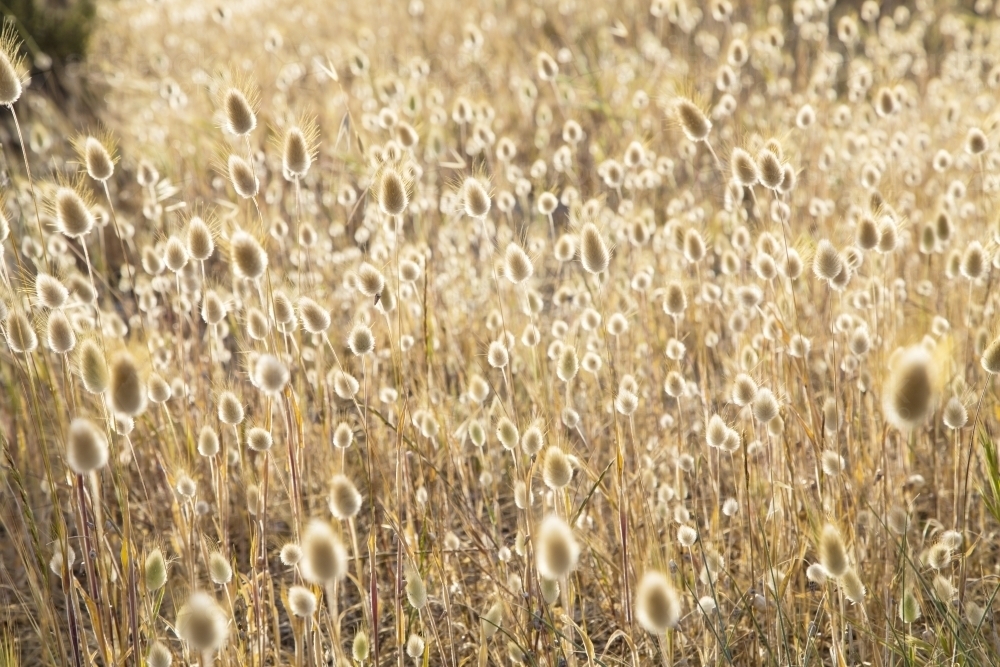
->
[348,323,375,355]
[280,543,303,566]
[352,631,370,662]
[246,426,273,452]
[487,339,509,369]
[636,570,681,632]
[706,414,728,448]
[0,28,24,105]
[982,336,1000,373]
[405,567,427,609]
[883,346,936,430]
[147,642,172,667]
[856,216,879,251]
[481,601,503,638]
[542,448,573,489]
[186,217,214,261]
[840,568,866,604]
[302,519,347,584]
[663,281,686,316]
[943,396,968,429]
[333,422,354,449]
[757,149,783,189]
[148,374,171,403]
[462,177,491,218]
[535,515,579,579]
[66,417,109,474]
[521,424,544,455]
[536,50,558,80]
[145,548,167,591]
[751,388,779,424]
[254,353,289,395]
[77,339,108,393]
[198,426,219,457]
[288,585,317,617]
[297,297,330,333]
[732,373,757,406]
[377,166,409,216]
[164,237,189,273]
[731,148,759,186]
[55,187,95,238]
[504,242,534,284]
[283,126,312,178]
[557,345,578,382]
[47,310,76,354]
[230,230,267,280]
[580,223,610,274]
[961,241,986,280]
[208,552,233,585]
[83,137,114,182]
[176,591,230,653]
[965,128,987,155]
[227,154,258,198]
[900,589,921,623]
[218,391,244,425]
[108,350,146,417]
[328,474,362,519]
[677,525,698,547]
[813,240,843,281]
[356,262,386,298]
[223,87,256,136]
[675,98,711,141]
[406,634,425,659]
[554,234,576,262]
[819,524,849,577]
[496,417,519,450]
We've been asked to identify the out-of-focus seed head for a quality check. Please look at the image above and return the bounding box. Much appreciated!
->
[819,524,849,577]
[579,223,610,274]
[328,474,362,519]
[176,591,230,653]
[535,514,579,579]
[108,350,146,417]
[66,417,109,474]
[227,154,258,198]
[0,24,26,105]
[376,165,409,216]
[542,447,573,489]
[147,641,172,667]
[287,585,317,617]
[636,570,681,632]
[462,177,491,218]
[356,262,386,298]
[230,230,268,280]
[883,346,936,430]
[253,353,289,395]
[301,519,348,584]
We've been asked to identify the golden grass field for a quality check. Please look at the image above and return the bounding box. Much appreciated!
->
[2,0,1000,665]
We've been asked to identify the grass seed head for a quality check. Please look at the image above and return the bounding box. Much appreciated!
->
[108,350,146,417]
[636,570,681,633]
[302,519,347,584]
[176,591,230,653]
[536,514,579,579]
